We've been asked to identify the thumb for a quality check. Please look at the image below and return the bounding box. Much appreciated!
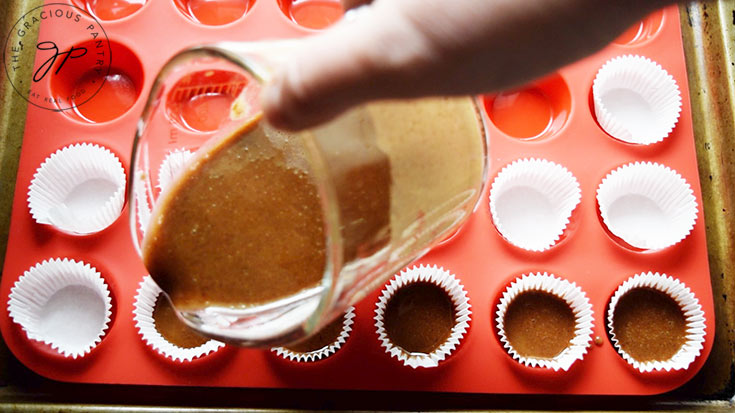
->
[261,3,434,131]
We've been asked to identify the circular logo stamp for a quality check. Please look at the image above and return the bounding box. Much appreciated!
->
[3,3,111,111]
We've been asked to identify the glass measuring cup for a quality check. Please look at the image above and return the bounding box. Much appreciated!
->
[129,41,488,347]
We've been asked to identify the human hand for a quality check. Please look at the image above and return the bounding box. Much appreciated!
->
[262,0,674,131]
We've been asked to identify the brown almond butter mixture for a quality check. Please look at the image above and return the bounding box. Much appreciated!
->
[286,314,346,353]
[612,288,686,362]
[143,117,329,310]
[152,295,209,349]
[384,282,456,354]
[504,291,575,359]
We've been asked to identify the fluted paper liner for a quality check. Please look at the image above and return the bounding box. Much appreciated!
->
[134,148,193,238]
[133,276,224,362]
[7,258,113,359]
[271,307,355,362]
[489,158,581,252]
[27,143,126,235]
[133,168,152,236]
[374,265,471,369]
[593,55,682,144]
[495,272,594,371]
[157,148,193,192]
[597,162,697,250]
[607,272,706,373]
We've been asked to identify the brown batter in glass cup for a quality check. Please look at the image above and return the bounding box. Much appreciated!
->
[130,41,488,347]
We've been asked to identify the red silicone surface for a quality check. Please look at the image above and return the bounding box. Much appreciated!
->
[0,2,714,394]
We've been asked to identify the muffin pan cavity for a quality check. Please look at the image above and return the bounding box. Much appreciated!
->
[165,69,249,133]
[277,0,344,30]
[173,0,255,26]
[613,9,665,46]
[482,73,570,141]
[50,39,144,124]
[71,0,149,21]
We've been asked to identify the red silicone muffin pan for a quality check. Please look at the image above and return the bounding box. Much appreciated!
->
[0,1,714,394]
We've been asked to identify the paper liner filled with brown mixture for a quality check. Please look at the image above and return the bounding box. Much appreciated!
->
[133,276,224,362]
[495,272,594,371]
[374,265,471,369]
[607,272,705,372]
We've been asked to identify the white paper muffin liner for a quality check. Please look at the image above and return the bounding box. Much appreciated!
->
[607,272,706,373]
[27,143,126,235]
[133,275,224,362]
[374,265,471,369]
[133,168,152,237]
[597,162,698,250]
[271,306,355,363]
[157,148,193,192]
[133,149,193,237]
[7,258,113,359]
[489,158,581,252]
[495,272,594,371]
[593,55,682,144]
